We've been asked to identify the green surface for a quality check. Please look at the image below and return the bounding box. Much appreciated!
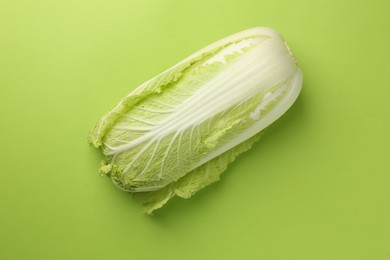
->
[1,0,389,259]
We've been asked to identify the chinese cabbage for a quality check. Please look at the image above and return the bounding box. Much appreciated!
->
[88,27,303,214]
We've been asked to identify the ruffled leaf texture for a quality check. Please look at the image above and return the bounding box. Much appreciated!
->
[133,133,261,215]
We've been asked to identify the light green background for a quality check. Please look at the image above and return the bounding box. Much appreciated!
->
[1,0,389,259]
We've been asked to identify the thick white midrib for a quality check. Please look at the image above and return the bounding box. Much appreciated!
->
[106,61,267,156]
[105,42,293,155]
[190,69,303,171]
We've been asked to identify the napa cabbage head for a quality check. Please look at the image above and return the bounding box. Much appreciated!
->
[88,27,303,214]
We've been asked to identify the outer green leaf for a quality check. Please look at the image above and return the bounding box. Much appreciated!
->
[133,133,261,214]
